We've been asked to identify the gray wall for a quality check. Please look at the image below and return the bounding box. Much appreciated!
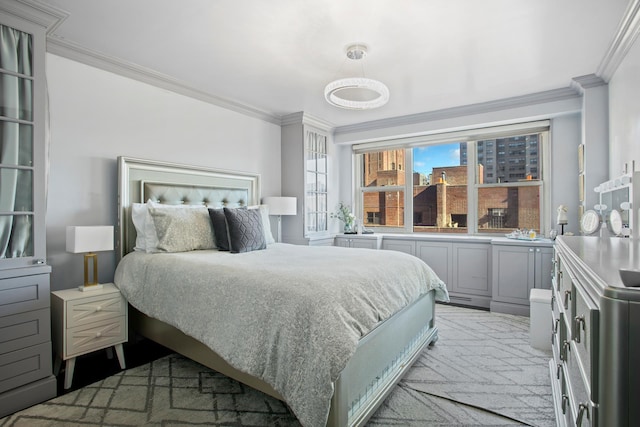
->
[45,54,282,291]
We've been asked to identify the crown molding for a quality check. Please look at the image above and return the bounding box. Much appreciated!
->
[46,35,282,126]
[597,0,640,82]
[280,112,334,130]
[333,87,580,137]
[0,0,68,31]
[570,74,607,95]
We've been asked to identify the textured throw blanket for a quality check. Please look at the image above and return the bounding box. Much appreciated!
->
[114,243,449,427]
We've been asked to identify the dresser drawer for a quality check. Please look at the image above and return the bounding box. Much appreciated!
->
[0,274,50,318]
[66,293,125,328]
[565,341,593,427]
[65,316,126,358]
[0,342,52,394]
[572,284,599,403]
[0,308,51,355]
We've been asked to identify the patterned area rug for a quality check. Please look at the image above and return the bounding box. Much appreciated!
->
[0,305,555,427]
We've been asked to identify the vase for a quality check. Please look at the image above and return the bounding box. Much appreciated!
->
[343,221,356,234]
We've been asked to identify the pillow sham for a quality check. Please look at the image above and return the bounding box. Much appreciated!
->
[131,202,148,251]
[223,207,266,253]
[148,205,216,252]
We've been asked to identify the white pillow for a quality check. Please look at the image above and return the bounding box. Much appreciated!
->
[131,202,149,251]
[249,204,275,245]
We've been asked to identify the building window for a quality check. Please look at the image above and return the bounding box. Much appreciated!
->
[355,124,548,235]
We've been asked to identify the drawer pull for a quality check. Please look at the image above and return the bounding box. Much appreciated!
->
[561,340,570,361]
[550,294,555,310]
[561,394,569,414]
[552,319,559,345]
[96,332,102,338]
[563,290,572,310]
[556,363,562,380]
[577,403,589,426]
[574,315,586,343]
[96,306,102,312]
[557,271,563,291]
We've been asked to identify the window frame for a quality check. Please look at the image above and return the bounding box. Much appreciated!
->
[354,122,551,235]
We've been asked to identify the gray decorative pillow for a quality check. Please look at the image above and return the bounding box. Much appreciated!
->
[208,207,245,251]
[223,207,266,253]
[149,205,216,252]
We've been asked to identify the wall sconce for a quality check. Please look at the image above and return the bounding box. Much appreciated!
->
[66,226,114,291]
[263,197,297,243]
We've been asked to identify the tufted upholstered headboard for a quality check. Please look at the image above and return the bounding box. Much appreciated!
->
[117,157,260,260]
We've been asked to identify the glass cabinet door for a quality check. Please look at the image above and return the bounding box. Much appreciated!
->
[0,23,35,260]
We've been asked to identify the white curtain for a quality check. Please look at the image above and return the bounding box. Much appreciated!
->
[0,24,33,258]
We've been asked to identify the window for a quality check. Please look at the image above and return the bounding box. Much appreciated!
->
[304,129,328,235]
[354,123,549,235]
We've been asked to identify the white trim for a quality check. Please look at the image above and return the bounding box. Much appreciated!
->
[46,35,283,126]
[596,0,640,82]
[352,120,550,153]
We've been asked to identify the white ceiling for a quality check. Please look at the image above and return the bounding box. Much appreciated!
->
[40,0,630,127]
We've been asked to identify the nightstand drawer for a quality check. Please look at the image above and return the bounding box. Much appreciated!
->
[0,308,51,355]
[65,316,126,358]
[66,293,125,328]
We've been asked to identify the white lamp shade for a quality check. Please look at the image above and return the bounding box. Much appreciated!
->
[264,197,297,216]
[66,226,114,253]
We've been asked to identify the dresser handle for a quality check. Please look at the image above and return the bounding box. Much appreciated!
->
[561,394,569,414]
[574,315,586,343]
[563,290,571,310]
[577,403,589,426]
[557,271,563,291]
[556,363,562,380]
[550,294,555,310]
[552,319,559,345]
[561,340,570,361]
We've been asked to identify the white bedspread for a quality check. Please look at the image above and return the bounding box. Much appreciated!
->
[114,243,448,427]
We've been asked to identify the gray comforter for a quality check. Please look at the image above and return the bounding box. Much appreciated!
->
[114,243,449,427]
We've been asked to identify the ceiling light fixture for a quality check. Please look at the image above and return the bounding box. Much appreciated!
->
[324,44,389,110]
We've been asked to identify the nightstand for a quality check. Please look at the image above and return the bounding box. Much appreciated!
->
[51,283,128,389]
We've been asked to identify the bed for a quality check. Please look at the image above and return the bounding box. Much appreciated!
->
[114,156,449,427]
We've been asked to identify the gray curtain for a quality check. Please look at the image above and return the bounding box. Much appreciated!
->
[0,24,33,258]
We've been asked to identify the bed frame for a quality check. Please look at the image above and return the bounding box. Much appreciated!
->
[116,156,439,427]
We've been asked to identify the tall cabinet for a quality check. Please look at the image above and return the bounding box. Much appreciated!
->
[0,2,58,417]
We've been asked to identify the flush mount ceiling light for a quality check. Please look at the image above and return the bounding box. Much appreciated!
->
[324,44,389,110]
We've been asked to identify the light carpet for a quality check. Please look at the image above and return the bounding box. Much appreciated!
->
[0,304,555,427]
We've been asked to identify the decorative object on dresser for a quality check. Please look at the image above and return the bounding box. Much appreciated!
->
[263,196,297,242]
[557,204,568,235]
[66,226,114,291]
[51,283,128,390]
[550,236,640,427]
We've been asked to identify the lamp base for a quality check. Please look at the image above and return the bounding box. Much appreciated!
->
[78,284,103,292]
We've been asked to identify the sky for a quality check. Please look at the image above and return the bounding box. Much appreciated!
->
[413,143,462,176]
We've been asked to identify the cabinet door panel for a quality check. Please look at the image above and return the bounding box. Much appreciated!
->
[453,244,490,296]
[492,245,534,304]
[382,239,415,256]
[415,241,451,285]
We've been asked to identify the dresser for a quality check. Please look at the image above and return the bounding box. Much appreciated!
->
[551,236,640,427]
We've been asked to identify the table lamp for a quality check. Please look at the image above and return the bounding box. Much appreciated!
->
[263,197,297,242]
[66,226,114,291]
